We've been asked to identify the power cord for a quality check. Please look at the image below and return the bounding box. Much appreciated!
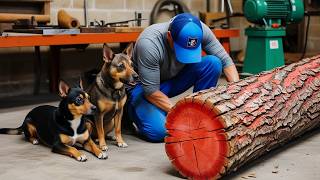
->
[300,13,310,60]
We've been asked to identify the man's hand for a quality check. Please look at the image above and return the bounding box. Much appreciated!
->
[144,64,239,113]
[145,90,173,113]
[223,64,240,82]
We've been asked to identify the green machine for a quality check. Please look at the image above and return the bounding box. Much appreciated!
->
[243,0,304,74]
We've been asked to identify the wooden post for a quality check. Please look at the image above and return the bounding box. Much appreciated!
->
[165,55,320,179]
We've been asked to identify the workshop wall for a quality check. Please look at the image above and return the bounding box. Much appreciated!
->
[306,0,320,53]
[308,16,320,52]
[48,0,247,52]
[0,0,319,98]
[50,0,217,27]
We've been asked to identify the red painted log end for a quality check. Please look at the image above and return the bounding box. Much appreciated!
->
[165,101,228,179]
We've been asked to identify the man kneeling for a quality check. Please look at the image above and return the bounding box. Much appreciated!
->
[125,13,239,142]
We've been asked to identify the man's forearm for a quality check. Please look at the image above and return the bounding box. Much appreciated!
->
[223,64,240,82]
[145,90,173,113]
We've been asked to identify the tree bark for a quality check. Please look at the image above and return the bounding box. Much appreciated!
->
[165,55,320,179]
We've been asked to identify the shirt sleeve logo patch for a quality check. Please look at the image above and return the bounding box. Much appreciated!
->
[187,37,198,48]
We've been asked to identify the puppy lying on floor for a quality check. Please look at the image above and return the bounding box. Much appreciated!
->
[0,80,107,162]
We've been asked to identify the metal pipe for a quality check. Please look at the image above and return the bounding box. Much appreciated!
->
[84,0,88,27]
[226,0,233,14]
[220,0,225,12]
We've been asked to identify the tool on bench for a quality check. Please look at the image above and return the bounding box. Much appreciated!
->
[57,9,80,29]
[89,12,146,28]
[4,10,81,35]
[81,12,146,33]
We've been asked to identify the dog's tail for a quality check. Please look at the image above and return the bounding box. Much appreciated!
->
[0,125,23,135]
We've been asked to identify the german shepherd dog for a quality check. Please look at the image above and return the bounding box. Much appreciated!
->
[85,43,137,151]
[0,80,107,162]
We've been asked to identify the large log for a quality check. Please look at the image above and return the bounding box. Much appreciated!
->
[165,55,320,179]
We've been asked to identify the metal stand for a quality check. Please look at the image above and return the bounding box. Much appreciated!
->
[243,27,286,74]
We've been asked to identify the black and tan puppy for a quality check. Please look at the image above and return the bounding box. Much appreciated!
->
[0,80,107,162]
[86,43,137,151]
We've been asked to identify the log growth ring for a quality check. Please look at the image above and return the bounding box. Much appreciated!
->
[165,100,228,179]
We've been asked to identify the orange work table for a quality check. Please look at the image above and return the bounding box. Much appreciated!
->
[0,29,239,93]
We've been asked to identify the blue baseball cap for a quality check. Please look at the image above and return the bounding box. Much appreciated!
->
[169,13,203,64]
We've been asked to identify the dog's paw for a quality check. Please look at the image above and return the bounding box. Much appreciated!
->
[100,145,109,151]
[97,151,108,160]
[76,154,87,162]
[32,139,39,145]
[117,142,128,148]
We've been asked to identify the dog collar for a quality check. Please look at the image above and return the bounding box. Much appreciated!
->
[96,73,125,101]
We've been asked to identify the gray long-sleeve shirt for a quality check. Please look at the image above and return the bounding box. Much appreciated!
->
[132,22,234,95]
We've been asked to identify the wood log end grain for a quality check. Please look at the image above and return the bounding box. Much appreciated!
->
[165,100,229,179]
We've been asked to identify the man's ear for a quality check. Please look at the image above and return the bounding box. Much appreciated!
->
[167,31,174,49]
[59,80,70,98]
[123,43,133,59]
[103,43,114,62]
[167,31,171,38]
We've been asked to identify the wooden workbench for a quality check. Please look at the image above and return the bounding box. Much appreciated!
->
[0,29,239,93]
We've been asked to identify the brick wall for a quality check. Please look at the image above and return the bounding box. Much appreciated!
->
[49,0,244,49]
[49,0,214,27]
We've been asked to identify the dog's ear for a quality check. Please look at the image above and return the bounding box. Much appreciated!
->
[59,80,70,98]
[123,43,133,59]
[103,43,113,62]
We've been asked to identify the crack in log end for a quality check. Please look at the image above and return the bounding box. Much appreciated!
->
[165,101,228,179]
[192,143,202,178]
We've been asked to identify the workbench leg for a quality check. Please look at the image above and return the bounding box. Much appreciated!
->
[49,46,61,93]
[33,46,41,95]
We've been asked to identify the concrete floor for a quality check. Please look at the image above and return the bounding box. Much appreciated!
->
[0,84,320,179]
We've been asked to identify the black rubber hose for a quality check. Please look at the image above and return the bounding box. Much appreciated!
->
[150,0,190,25]
[300,14,310,60]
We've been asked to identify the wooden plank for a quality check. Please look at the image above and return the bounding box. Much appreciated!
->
[0,13,50,22]
[80,27,115,33]
[5,28,80,35]
[113,27,144,33]
[80,27,144,33]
